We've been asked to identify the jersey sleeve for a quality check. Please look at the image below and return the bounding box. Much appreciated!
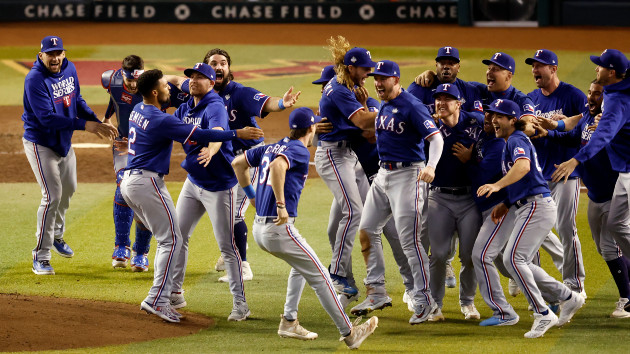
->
[366,97,381,112]
[207,102,230,130]
[573,97,625,163]
[519,96,536,120]
[331,86,365,120]
[410,102,440,139]
[237,86,270,118]
[104,97,116,119]
[508,136,533,163]
[278,144,310,170]
[244,145,266,167]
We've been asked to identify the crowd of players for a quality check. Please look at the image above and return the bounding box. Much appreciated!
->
[22,34,630,347]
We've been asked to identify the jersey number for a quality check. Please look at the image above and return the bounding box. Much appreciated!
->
[128,127,137,155]
[258,156,273,186]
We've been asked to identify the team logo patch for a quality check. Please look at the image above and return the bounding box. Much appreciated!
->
[62,95,71,108]
[121,92,132,104]
[177,92,189,101]
[514,147,526,156]
[523,104,535,113]
[473,101,483,112]
[253,92,266,101]
[424,120,436,129]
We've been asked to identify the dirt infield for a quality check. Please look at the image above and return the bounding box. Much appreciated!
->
[2,21,628,351]
[0,293,213,352]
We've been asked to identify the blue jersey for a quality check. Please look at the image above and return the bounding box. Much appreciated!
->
[102,69,144,138]
[126,103,238,175]
[528,82,587,180]
[475,84,537,120]
[407,77,484,115]
[245,138,310,217]
[502,131,550,204]
[319,76,364,142]
[573,77,630,173]
[432,111,484,188]
[350,97,381,179]
[375,90,440,163]
[22,56,99,157]
[174,90,237,192]
[219,80,269,152]
[469,131,507,212]
[167,81,191,109]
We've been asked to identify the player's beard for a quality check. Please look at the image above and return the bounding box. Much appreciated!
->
[213,69,229,92]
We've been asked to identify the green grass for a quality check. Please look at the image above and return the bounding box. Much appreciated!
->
[0,44,599,107]
[0,181,627,353]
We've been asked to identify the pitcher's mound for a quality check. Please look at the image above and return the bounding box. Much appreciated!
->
[0,293,214,352]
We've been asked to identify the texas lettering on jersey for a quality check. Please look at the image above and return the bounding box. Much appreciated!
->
[376,114,406,134]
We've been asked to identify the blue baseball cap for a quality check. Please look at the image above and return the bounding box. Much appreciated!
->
[368,60,400,78]
[432,83,461,100]
[344,47,377,67]
[41,36,65,53]
[482,52,516,74]
[525,49,558,66]
[289,107,322,129]
[312,65,335,84]
[590,49,629,74]
[184,62,216,80]
[485,99,521,119]
[436,46,460,63]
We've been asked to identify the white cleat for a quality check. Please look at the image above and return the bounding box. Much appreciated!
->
[170,290,187,309]
[278,315,318,340]
[338,293,360,309]
[340,316,378,350]
[508,278,521,297]
[461,304,481,320]
[402,290,414,312]
[227,301,250,321]
[557,292,585,326]
[524,311,558,338]
[611,298,630,318]
[215,254,225,272]
[428,307,445,322]
[218,261,253,282]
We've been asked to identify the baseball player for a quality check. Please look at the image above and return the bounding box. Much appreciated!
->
[23,36,118,275]
[231,107,378,348]
[101,55,154,271]
[314,65,414,312]
[315,36,379,297]
[552,49,630,312]
[121,69,262,323]
[478,98,584,338]
[168,63,249,320]
[526,49,587,296]
[426,83,484,322]
[358,60,445,324]
[548,80,630,317]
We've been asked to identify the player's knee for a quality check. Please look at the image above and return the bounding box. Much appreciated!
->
[359,230,371,253]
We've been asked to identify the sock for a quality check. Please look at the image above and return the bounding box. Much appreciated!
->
[606,257,630,298]
[113,184,133,248]
[133,224,153,255]
[234,221,248,261]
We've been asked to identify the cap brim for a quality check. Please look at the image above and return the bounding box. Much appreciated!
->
[184,68,214,80]
[368,71,399,77]
[43,47,65,53]
[590,55,604,67]
[432,92,459,100]
[436,56,460,63]
[312,78,329,84]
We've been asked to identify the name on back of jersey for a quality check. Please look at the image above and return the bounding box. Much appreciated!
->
[265,143,288,155]
[129,110,150,130]
[376,114,405,134]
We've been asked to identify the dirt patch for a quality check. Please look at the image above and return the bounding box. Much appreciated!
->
[0,293,213,352]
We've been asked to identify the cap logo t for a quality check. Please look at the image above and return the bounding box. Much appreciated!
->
[493,53,502,60]
[51,37,58,46]
[495,99,503,107]
[376,61,383,70]
[535,50,543,57]
[444,46,452,54]
[194,63,202,69]
[442,83,451,90]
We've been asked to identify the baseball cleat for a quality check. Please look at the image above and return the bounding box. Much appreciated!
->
[215,254,225,272]
[338,293,360,309]
[557,292,585,326]
[330,274,359,296]
[624,298,630,312]
[170,290,187,309]
[32,260,55,275]
[445,262,456,288]
[53,238,74,258]
[131,253,149,272]
[227,301,251,321]
[111,245,131,268]
[402,289,415,312]
[140,301,180,323]
[479,315,519,326]
[461,304,481,320]
[524,311,557,338]
[278,315,318,340]
[428,307,445,322]
[340,316,378,349]
[170,306,184,319]
[611,298,630,318]
[508,278,521,297]
[350,295,392,316]
[409,302,438,325]
[218,262,253,282]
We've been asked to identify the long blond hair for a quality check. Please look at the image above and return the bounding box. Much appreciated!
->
[326,36,354,90]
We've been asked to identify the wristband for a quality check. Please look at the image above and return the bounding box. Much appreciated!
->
[278,99,285,110]
[276,205,286,209]
[243,185,256,199]
[555,120,565,131]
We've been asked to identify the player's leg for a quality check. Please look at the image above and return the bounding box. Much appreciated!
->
[473,208,519,324]
[314,146,362,291]
[382,219,415,294]
[23,139,64,270]
[52,147,76,253]
[111,150,133,267]
[549,180,585,292]
[608,173,630,259]
[353,170,393,315]
[454,197,482,314]
[170,178,207,306]
[427,191,457,310]
[589,199,630,316]
[538,233,564,272]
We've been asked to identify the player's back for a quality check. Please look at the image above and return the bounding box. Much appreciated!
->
[126,103,176,175]
[318,77,363,142]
